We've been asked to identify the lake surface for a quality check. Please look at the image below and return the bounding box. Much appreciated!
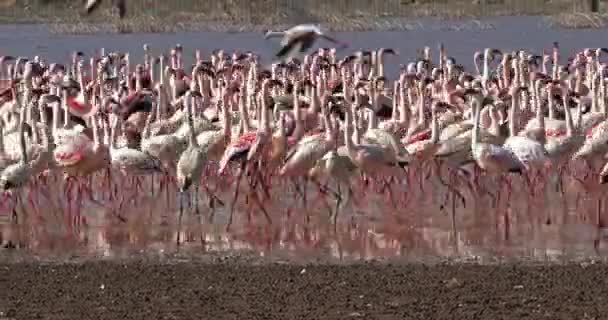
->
[1,16,608,78]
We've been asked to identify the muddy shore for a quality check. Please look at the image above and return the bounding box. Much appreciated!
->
[0,253,606,320]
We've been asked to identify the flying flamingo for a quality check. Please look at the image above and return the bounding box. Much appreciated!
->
[264,24,347,61]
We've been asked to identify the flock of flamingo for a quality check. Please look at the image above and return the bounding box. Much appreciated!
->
[2,25,608,247]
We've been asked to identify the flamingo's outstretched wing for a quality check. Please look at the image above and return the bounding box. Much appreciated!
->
[85,0,102,14]
[275,39,302,60]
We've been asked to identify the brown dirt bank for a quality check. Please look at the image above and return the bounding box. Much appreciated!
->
[0,0,595,33]
[0,254,607,320]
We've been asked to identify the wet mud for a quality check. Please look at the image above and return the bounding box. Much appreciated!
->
[0,254,606,320]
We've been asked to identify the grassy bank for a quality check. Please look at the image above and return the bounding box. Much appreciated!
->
[0,0,601,33]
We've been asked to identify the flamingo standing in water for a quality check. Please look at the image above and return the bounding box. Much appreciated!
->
[176,90,206,246]
[340,76,408,179]
[279,93,337,203]
[0,95,33,223]
[108,114,163,177]
[502,81,548,196]
[218,79,279,230]
[0,102,31,192]
[7,42,608,251]
[468,90,524,175]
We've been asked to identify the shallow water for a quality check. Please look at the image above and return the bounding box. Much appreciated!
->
[3,17,608,262]
[0,166,607,263]
[2,16,608,78]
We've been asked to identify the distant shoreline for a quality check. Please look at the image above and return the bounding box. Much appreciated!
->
[0,0,603,33]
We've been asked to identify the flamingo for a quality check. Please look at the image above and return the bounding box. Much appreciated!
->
[264,24,347,61]
[405,100,442,163]
[175,90,207,246]
[196,84,235,162]
[502,82,549,170]
[361,78,410,162]
[342,87,408,177]
[545,83,585,165]
[108,115,163,176]
[7,42,608,252]
[469,90,524,174]
[218,79,279,230]
[0,91,38,224]
[0,104,31,191]
[279,94,337,178]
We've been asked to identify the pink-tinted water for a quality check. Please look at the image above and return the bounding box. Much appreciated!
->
[1,166,607,263]
[3,18,608,262]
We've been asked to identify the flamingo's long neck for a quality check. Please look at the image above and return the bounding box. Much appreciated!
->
[368,89,379,131]
[353,96,363,144]
[473,53,482,76]
[221,91,232,139]
[292,84,304,141]
[0,120,4,154]
[535,81,545,136]
[430,104,439,144]
[417,86,425,126]
[502,59,511,89]
[547,87,555,119]
[240,89,251,133]
[563,93,574,136]
[135,70,142,92]
[261,85,270,134]
[509,91,518,137]
[575,94,584,128]
[599,72,607,116]
[591,73,599,114]
[156,86,164,123]
[391,82,399,122]
[310,83,321,116]
[399,85,410,128]
[378,51,386,78]
[17,100,27,163]
[369,51,377,79]
[91,115,100,151]
[90,57,96,85]
[552,44,559,80]
[51,100,60,139]
[322,103,333,142]
[489,106,501,136]
[62,89,69,129]
[344,100,356,156]
[482,51,491,85]
[159,57,165,87]
[27,103,38,145]
[185,93,197,146]
[471,96,482,149]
